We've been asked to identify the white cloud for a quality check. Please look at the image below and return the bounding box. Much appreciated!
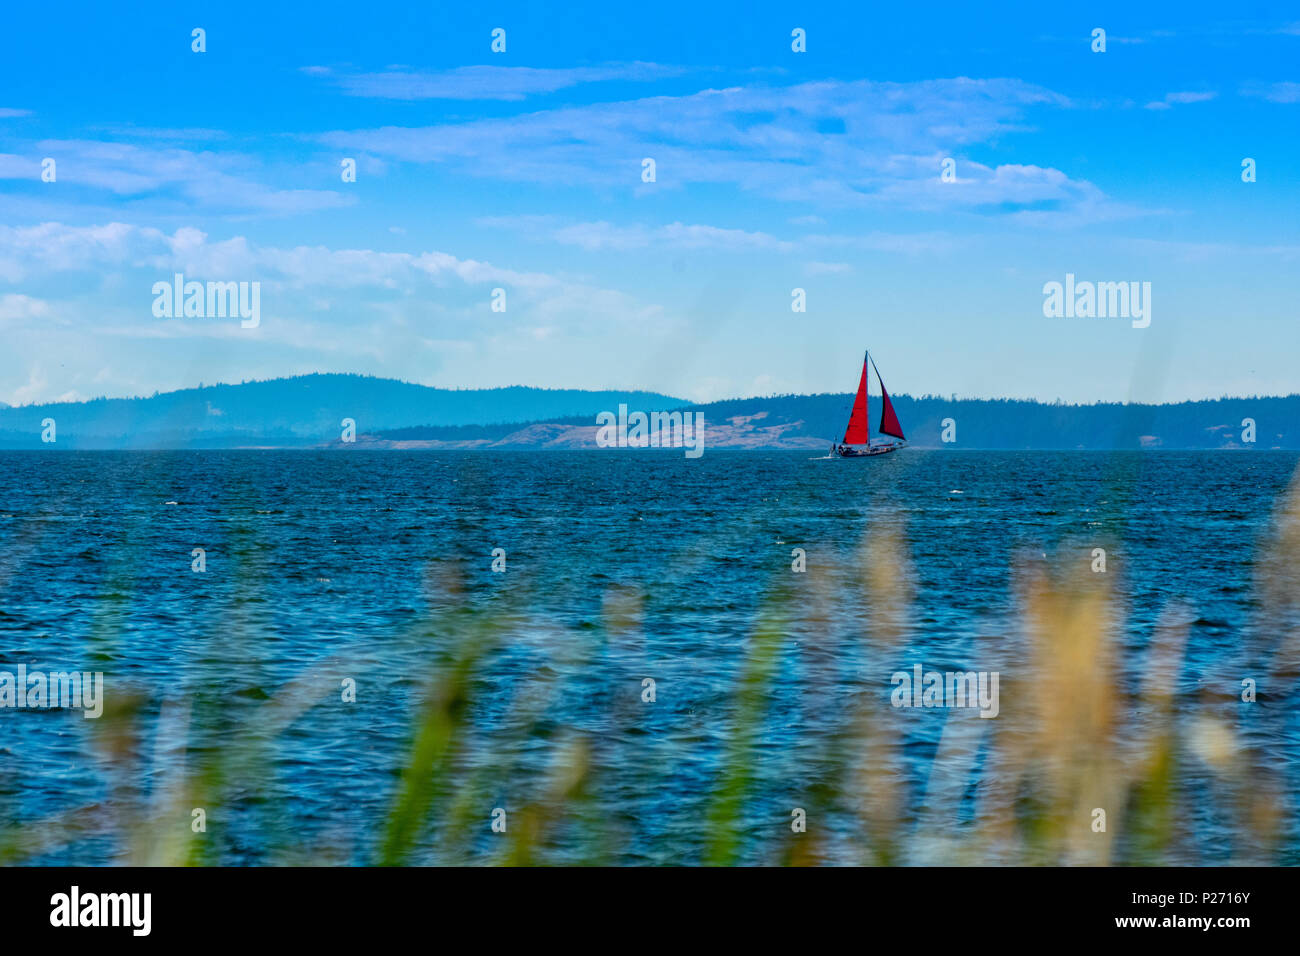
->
[0,221,662,342]
[804,261,853,275]
[8,365,49,406]
[0,221,611,296]
[1145,91,1217,110]
[0,154,36,179]
[0,293,52,321]
[306,62,690,100]
[317,77,1101,217]
[8,139,352,216]
[476,215,970,259]
[0,221,145,280]
[478,216,792,252]
[1115,237,1300,262]
[1241,81,1300,103]
[0,220,688,402]
[91,125,231,142]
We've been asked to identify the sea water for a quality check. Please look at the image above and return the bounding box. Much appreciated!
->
[1,450,1296,864]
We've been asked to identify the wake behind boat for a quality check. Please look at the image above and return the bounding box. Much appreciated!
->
[832,350,906,458]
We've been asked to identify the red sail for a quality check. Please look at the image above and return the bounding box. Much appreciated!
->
[843,358,870,444]
[877,379,905,440]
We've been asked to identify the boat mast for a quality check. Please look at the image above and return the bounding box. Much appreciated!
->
[864,349,870,445]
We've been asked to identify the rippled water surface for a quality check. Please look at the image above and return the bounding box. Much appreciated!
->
[2,450,1297,864]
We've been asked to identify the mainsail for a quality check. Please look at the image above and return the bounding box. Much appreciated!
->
[842,355,871,444]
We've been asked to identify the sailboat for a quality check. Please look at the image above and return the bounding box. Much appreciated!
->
[833,350,906,458]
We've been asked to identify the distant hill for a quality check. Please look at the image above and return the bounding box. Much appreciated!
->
[368,392,1300,450]
[1,377,1295,449]
[0,374,686,448]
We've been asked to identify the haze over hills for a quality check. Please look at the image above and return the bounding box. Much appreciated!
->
[0,374,1295,449]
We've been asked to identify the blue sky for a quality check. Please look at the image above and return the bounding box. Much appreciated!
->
[1,1,1297,405]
